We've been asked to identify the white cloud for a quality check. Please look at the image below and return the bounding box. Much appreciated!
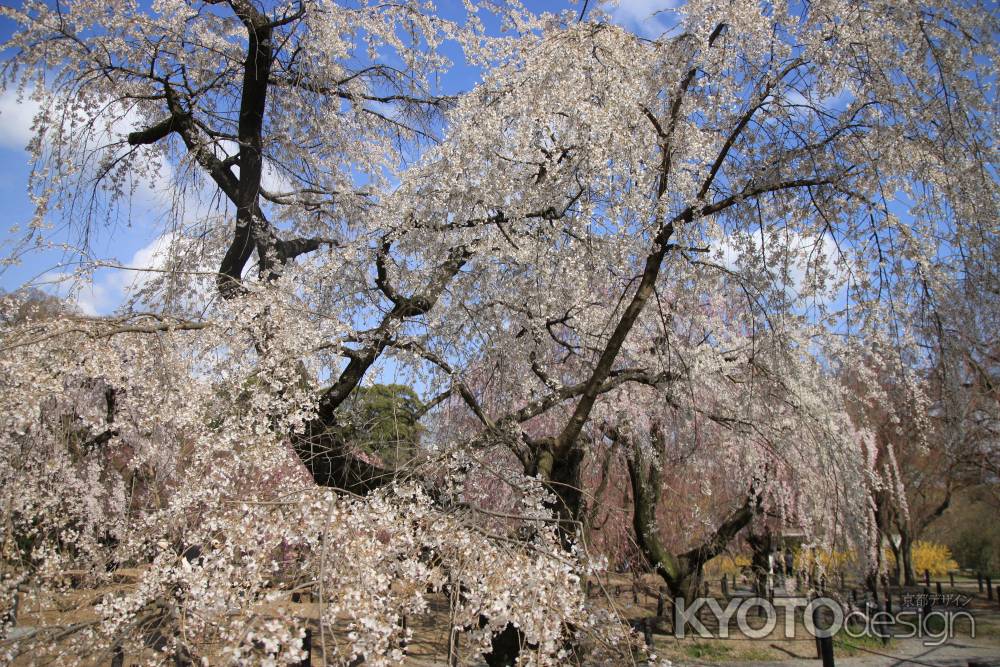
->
[75,281,116,316]
[602,0,682,38]
[37,271,117,316]
[781,87,855,120]
[105,234,178,297]
[0,88,40,151]
[106,232,217,312]
[712,228,851,307]
[37,232,215,315]
[0,83,183,210]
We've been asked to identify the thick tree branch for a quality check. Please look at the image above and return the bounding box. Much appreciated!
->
[126,112,191,146]
[679,497,756,565]
[278,236,339,260]
[315,246,471,423]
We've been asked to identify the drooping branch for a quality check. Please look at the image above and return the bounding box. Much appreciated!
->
[553,220,677,454]
[552,169,846,456]
[389,338,496,432]
[270,73,455,108]
[550,50,838,458]
[640,22,727,193]
[696,58,804,201]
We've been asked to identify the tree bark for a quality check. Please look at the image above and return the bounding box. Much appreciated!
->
[746,528,774,594]
[887,539,902,586]
[899,529,916,587]
[622,424,755,602]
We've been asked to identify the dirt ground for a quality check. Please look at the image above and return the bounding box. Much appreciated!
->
[6,571,1000,665]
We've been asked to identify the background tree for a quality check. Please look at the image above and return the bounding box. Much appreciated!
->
[0,288,72,325]
[333,383,425,470]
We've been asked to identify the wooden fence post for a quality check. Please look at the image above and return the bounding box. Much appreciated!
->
[922,586,932,622]
[813,603,835,667]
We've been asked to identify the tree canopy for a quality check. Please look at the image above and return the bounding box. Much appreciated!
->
[0,0,997,663]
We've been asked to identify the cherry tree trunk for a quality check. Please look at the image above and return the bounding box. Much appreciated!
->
[900,531,917,587]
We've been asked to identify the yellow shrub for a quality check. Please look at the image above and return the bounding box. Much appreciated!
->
[704,554,751,577]
[795,548,855,572]
[885,541,958,577]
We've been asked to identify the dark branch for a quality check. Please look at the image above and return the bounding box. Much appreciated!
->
[126,112,191,146]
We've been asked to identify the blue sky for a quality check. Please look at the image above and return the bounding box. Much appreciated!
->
[0,0,676,314]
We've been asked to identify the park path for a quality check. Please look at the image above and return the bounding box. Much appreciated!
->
[736,638,1000,667]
